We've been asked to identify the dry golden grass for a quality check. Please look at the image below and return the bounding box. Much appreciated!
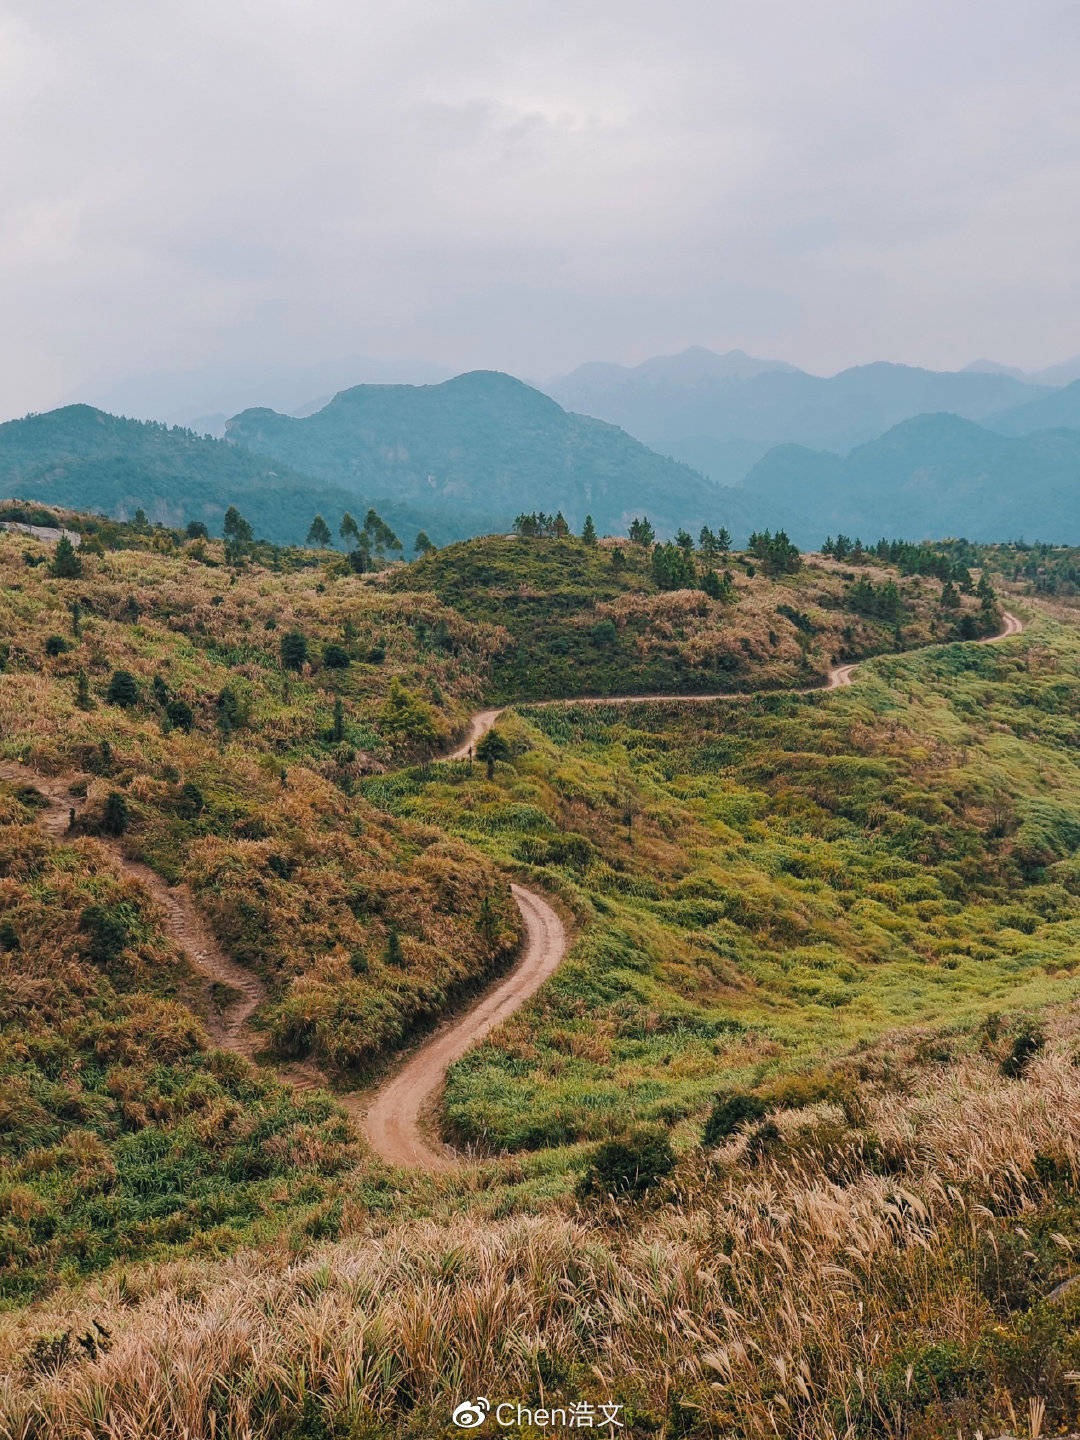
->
[5,1019,1080,1438]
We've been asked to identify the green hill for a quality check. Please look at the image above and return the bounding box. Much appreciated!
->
[0,404,426,544]
[744,413,1080,544]
[225,369,745,539]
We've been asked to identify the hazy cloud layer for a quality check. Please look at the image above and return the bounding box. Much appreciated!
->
[2,0,1079,416]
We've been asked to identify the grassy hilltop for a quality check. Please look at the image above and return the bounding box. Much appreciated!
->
[5,507,1080,1435]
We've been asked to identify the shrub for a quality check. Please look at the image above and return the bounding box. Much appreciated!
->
[577,1126,676,1200]
[380,678,439,746]
[106,670,139,707]
[322,642,350,669]
[1001,1022,1046,1079]
[102,792,129,836]
[217,686,244,733]
[80,904,129,963]
[702,1090,771,1147]
[476,728,511,778]
[165,698,194,732]
[44,635,68,656]
[178,782,204,817]
[385,927,404,966]
[280,631,308,671]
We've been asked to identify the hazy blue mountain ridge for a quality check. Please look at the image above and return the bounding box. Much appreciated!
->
[225,369,751,540]
[0,405,429,545]
[548,350,1054,486]
[985,379,1080,437]
[744,412,1080,545]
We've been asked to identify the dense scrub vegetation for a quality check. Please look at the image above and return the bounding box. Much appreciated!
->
[4,505,1075,1438]
[0,792,358,1301]
[391,532,993,701]
[0,518,520,1120]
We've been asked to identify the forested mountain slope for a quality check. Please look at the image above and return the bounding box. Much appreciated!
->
[0,405,429,545]
[225,370,746,539]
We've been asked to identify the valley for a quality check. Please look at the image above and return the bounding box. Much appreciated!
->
[3,506,1080,1435]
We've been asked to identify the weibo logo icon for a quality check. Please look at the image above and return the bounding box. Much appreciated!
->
[451,1397,490,1429]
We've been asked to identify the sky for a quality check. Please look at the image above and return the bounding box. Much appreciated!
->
[2,0,1079,419]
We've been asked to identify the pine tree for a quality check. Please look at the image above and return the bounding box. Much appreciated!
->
[70,600,81,637]
[280,631,308,671]
[581,515,597,546]
[699,525,718,557]
[716,527,731,554]
[339,512,361,548]
[51,535,82,579]
[628,516,656,546]
[306,515,332,548]
[940,580,961,608]
[385,926,404,966]
[223,506,253,545]
[75,669,94,710]
[102,791,128,836]
[106,670,139,707]
[476,892,499,944]
[332,695,344,743]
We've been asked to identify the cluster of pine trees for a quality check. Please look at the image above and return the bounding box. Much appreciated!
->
[513,511,571,538]
[747,529,801,575]
[298,509,437,569]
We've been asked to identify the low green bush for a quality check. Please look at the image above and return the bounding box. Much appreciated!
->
[577,1126,676,1200]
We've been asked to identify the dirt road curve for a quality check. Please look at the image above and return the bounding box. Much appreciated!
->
[1,609,1022,1170]
[443,611,1021,752]
[363,884,566,1168]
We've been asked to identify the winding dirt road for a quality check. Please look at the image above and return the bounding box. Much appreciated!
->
[363,884,566,1169]
[2,610,1022,1169]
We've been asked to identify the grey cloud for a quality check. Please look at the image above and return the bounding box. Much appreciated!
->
[1,0,1078,417]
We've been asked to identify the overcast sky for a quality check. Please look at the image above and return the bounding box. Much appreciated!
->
[3,0,1079,417]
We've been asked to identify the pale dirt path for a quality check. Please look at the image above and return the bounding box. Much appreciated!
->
[1,610,1022,1170]
[363,884,566,1169]
[0,760,349,1108]
[444,612,1022,752]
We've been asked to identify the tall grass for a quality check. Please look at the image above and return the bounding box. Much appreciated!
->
[5,1025,1080,1437]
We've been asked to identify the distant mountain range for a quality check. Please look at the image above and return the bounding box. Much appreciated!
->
[225,370,742,539]
[0,405,428,545]
[69,355,455,434]
[0,379,746,546]
[546,349,1060,486]
[985,379,1080,437]
[744,411,1080,545]
[6,358,1080,551]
